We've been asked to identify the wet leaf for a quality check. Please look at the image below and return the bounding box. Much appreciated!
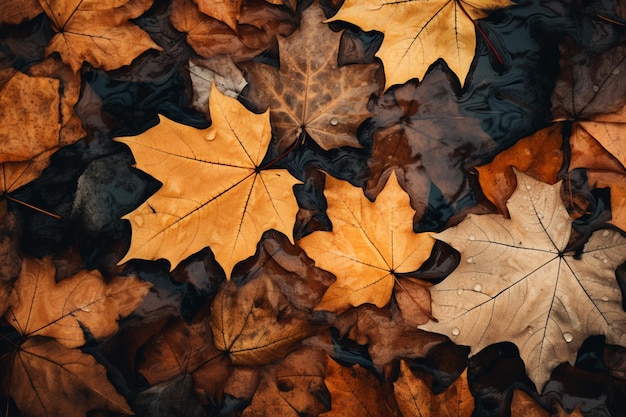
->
[116,85,300,274]
[0,337,132,417]
[37,0,161,73]
[299,172,434,313]
[420,170,626,388]
[327,0,513,88]
[394,361,473,417]
[210,231,333,366]
[240,1,383,151]
[5,256,151,348]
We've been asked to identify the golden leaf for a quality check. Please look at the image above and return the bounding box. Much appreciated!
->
[117,85,300,274]
[327,0,513,88]
[299,172,435,313]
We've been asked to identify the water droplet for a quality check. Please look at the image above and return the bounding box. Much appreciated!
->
[593,84,600,92]
[451,327,460,336]
[360,81,367,87]
[469,234,476,241]
[563,332,573,342]
[331,64,337,70]
[526,184,532,190]
[473,283,482,292]
[330,117,339,126]
[602,296,609,302]
[538,212,544,219]
[603,258,608,264]
[466,257,474,264]
[603,230,610,237]
[205,131,216,141]
[134,216,144,227]
[613,68,621,75]
[457,288,464,295]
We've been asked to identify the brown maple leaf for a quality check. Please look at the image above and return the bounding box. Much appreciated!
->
[320,355,400,417]
[210,231,334,366]
[326,0,513,88]
[116,85,300,274]
[0,0,41,25]
[394,361,473,417]
[193,0,242,30]
[420,170,626,388]
[240,1,384,151]
[0,337,133,417]
[5,256,151,348]
[298,172,435,314]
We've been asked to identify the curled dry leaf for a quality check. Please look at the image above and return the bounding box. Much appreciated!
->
[320,355,400,417]
[39,0,161,73]
[394,361,473,417]
[5,256,151,348]
[299,172,435,314]
[0,337,132,417]
[189,56,247,115]
[0,0,41,25]
[242,347,330,417]
[240,1,383,151]
[193,0,242,30]
[327,0,513,88]
[116,85,300,274]
[420,170,626,388]
[210,231,334,366]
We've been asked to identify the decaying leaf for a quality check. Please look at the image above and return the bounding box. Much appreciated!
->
[189,56,247,115]
[299,172,434,313]
[366,67,497,224]
[193,0,242,30]
[210,231,334,365]
[327,0,513,88]
[320,355,399,417]
[40,0,161,73]
[420,170,626,388]
[394,361,473,417]
[240,1,383,151]
[5,256,151,348]
[242,347,330,417]
[1,337,131,417]
[116,85,300,274]
[0,0,41,25]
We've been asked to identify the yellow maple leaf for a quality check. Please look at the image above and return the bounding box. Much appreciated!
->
[299,172,435,313]
[327,0,513,88]
[116,85,300,275]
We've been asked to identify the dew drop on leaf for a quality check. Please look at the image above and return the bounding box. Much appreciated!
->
[466,257,474,264]
[526,184,531,190]
[451,327,460,336]
[473,283,482,292]
[562,332,573,343]
[613,68,621,75]
[602,296,609,302]
[205,131,216,141]
[592,84,599,92]
[469,234,476,241]
[603,230,610,237]
[603,258,608,264]
[457,288,464,295]
[330,117,339,126]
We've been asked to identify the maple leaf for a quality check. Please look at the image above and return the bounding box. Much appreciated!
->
[0,337,132,417]
[320,355,400,417]
[511,389,583,417]
[298,172,435,313]
[365,67,496,224]
[35,0,161,73]
[419,170,626,388]
[116,85,300,274]
[189,56,247,115]
[240,1,383,151]
[5,256,151,348]
[327,0,513,89]
[0,0,41,25]
[210,231,334,365]
[394,361,473,417]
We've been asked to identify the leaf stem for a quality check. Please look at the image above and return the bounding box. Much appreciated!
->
[3,194,62,219]
[257,129,306,171]
[457,0,504,66]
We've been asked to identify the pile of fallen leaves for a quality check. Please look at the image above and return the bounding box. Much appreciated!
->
[1,0,626,416]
